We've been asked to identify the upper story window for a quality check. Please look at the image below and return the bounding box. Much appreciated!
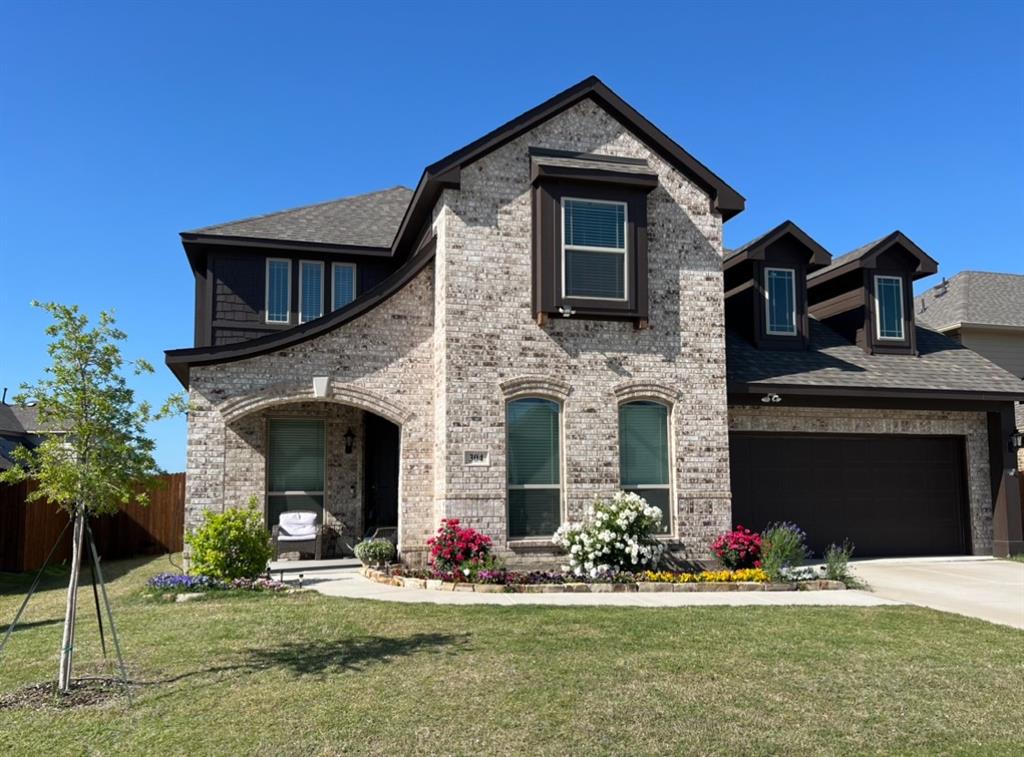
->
[874,275,905,340]
[332,263,357,310]
[764,267,797,336]
[563,198,627,301]
[618,400,671,534]
[506,397,562,538]
[299,261,323,324]
[265,258,291,324]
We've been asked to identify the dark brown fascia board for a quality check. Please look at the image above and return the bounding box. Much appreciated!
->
[165,236,437,388]
[722,220,832,272]
[530,162,659,189]
[727,381,1024,404]
[391,75,745,258]
[181,233,393,257]
[808,231,939,287]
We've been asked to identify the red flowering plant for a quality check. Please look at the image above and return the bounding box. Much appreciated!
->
[711,525,762,569]
[426,518,495,579]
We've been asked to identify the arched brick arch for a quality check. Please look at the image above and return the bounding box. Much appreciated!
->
[217,379,415,426]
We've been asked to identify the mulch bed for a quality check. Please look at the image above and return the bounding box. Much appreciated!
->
[0,678,131,710]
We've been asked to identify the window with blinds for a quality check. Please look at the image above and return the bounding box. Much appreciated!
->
[875,275,905,340]
[506,398,561,538]
[765,267,797,335]
[267,418,325,526]
[562,198,627,300]
[299,261,323,323]
[266,259,291,323]
[332,263,357,310]
[619,401,671,533]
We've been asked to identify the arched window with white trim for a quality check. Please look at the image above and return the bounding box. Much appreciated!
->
[506,397,562,538]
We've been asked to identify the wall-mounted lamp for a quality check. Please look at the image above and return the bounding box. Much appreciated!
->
[760,393,782,404]
[558,305,575,318]
[344,428,356,454]
[1009,429,1024,453]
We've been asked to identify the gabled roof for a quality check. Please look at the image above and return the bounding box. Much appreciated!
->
[915,271,1024,332]
[0,404,41,435]
[807,231,938,284]
[723,220,832,270]
[727,319,1024,401]
[181,186,412,251]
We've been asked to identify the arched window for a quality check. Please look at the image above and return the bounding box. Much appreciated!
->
[506,397,562,538]
[618,400,671,533]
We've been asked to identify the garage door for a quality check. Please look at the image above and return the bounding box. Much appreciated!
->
[729,433,971,557]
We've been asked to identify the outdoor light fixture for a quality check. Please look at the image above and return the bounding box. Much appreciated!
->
[558,305,575,318]
[344,428,356,454]
[1010,429,1024,453]
[760,393,782,404]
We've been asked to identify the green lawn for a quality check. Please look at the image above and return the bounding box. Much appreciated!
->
[1,557,1022,756]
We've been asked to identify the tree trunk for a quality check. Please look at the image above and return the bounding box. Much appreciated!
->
[57,507,85,692]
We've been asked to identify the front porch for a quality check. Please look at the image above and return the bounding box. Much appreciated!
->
[223,400,401,558]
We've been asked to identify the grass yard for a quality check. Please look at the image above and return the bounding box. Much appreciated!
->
[1,556,1023,756]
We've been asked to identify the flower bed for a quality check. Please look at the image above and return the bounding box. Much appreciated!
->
[144,572,290,601]
[362,567,846,593]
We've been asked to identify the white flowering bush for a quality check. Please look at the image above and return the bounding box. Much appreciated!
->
[552,491,666,578]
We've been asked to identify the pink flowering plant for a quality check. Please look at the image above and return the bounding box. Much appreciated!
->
[427,518,494,577]
[711,525,763,569]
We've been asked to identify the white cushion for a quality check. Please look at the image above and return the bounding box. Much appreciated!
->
[281,511,317,526]
[278,511,318,539]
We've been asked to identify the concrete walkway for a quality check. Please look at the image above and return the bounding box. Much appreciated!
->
[294,568,899,608]
[851,557,1024,629]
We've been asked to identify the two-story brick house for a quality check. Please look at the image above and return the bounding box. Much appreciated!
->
[166,77,1023,564]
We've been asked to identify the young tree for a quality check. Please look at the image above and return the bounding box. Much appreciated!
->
[0,302,183,692]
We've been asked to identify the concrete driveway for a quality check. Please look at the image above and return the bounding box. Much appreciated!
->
[852,557,1024,629]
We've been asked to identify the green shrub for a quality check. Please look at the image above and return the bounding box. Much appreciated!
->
[355,538,396,568]
[760,522,809,581]
[186,497,273,580]
[823,540,855,582]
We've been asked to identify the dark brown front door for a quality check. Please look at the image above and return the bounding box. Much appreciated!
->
[363,414,400,536]
[729,432,971,557]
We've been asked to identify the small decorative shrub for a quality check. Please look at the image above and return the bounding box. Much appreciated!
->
[552,491,665,578]
[355,538,396,568]
[185,498,274,580]
[760,522,810,581]
[711,525,762,569]
[427,518,493,574]
[228,576,288,592]
[824,540,855,582]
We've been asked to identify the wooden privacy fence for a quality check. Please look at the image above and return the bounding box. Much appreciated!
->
[0,472,185,572]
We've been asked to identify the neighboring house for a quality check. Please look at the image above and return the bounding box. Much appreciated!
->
[166,76,1024,563]
[915,271,1024,467]
[0,401,45,471]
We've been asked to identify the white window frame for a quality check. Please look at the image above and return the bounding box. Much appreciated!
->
[561,197,629,302]
[764,267,798,336]
[265,258,291,324]
[874,274,905,341]
[332,262,357,311]
[265,416,327,524]
[298,260,324,324]
[618,399,674,537]
[505,395,565,541]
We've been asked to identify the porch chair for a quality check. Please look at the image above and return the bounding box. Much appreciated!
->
[271,510,325,560]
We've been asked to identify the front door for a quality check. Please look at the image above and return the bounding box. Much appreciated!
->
[363,414,399,536]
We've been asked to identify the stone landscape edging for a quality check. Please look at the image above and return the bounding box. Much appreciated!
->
[358,567,847,593]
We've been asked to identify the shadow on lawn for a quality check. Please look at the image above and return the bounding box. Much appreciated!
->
[248,633,471,675]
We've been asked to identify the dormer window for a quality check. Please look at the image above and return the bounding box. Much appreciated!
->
[562,198,628,301]
[764,267,797,336]
[874,275,905,340]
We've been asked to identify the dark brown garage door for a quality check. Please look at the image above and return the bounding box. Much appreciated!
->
[729,433,971,557]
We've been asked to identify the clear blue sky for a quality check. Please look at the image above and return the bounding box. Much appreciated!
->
[2,0,1022,471]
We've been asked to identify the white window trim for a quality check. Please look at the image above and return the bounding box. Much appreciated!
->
[874,274,905,341]
[265,416,328,524]
[506,396,565,541]
[764,267,798,336]
[618,399,674,537]
[265,258,291,324]
[332,262,357,311]
[298,260,324,324]
[561,197,629,302]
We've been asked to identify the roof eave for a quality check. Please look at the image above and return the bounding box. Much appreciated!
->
[727,381,1024,404]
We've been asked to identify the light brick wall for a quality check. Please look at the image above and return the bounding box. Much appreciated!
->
[728,405,993,554]
[432,99,731,561]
